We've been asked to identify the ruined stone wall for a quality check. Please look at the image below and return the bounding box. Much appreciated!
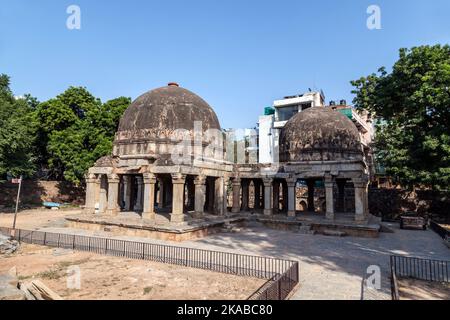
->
[368,188,450,222]
[0,180,85,209]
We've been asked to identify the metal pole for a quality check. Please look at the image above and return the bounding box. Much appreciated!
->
[12,176,23,234]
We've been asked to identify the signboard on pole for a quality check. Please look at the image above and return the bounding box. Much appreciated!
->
[12,178,22,184]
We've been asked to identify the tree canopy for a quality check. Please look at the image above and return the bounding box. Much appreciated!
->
[0,75,130,185]
[351,45,450,190]
[0,75,37,178]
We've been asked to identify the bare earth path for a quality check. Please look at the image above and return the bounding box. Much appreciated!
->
[0,243,264,300]
[2,208,449,300]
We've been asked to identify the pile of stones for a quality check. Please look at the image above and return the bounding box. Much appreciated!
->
[0,234,19,255]
[0,269,25,300]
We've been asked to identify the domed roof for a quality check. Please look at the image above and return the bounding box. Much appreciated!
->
[118,83,220,133]
[279,107,363,162]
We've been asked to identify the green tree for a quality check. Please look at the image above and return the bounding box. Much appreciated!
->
[34,87,130,184]
[0,74,37,178]
[351,45,450,190]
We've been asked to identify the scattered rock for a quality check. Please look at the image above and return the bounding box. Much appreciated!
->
[0,272,25,300]
[0,234,19,255]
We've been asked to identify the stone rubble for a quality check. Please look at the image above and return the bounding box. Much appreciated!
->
[0,234,19,255]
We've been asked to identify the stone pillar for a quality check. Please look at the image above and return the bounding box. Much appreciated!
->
[84,174,97,214]
[231,178,241,213]
[241,180,249,211]
[336,179,346,213]
[254,180,261,209]
[324,175,335,220]
[142,173,156,220]
[194,175,206,217]
[106,174,120,215]
[273,181,280,214]
[171,173,186,223]
[286,179,296,217]
[263,178,273,216]
[99,175,108,214]
[307,179,315,212]
[94,176,101,212]
[133,176,143,212]
[123,176,132,211]
[353,177,369,222]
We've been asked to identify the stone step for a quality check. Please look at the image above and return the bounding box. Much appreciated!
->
[297,225,316,235]
[322,229,347,237]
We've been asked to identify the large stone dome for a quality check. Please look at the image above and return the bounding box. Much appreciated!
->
[113,83,222,161]
[118,83,220,133]
[279,107,363,162]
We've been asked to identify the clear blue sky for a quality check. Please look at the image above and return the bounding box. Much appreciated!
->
[1,0,449,129]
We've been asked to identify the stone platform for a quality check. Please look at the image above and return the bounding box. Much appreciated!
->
[254,212,381,238]
[65,212,247,242]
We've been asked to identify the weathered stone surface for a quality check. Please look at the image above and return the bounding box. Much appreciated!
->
[0,285,25,300]
[322,229,347,237]
[118,84,221,134]
[279,107,363,162]
[0,274,19,288]
[0,272,24,301]
[0,234,19,255]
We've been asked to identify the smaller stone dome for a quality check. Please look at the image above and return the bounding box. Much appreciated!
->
[279,107,363,162]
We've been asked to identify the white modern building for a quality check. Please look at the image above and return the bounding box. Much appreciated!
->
[258,91,325,164]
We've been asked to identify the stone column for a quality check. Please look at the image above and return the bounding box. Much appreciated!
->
[241,180,249,211]
[142,173,156,220]
[336,179,346,213]
[286,178,296,217]
[263,178,273,216]
[133,176,143,212]
[324,175,335,220]
[84,174,97,214]
[306,179,315,212]
[273,181,280,214]
[171,173,186,223]
[99,175,108,214]
[106,174,120,215]
[194,175,206,217]
[353,177,369,222]
[94,176,101,212]
[123,176,131,211]
[231,178,241,213]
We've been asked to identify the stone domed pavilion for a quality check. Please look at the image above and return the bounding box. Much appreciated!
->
[81,83,373,239]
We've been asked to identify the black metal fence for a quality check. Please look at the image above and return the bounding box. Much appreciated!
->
[430,220,450,239]
[248,262,299,300]
[390,255,450,300]
[0,227,298,300]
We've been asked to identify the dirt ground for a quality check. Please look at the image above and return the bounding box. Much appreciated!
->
[0,208,79,230]
[398,278,450,300]
[0,243,264,300]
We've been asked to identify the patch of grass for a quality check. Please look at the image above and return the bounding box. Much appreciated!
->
[37,269,63,280]
[58,258,90,268]
[17,275,32,281]
[143,287,153,295]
